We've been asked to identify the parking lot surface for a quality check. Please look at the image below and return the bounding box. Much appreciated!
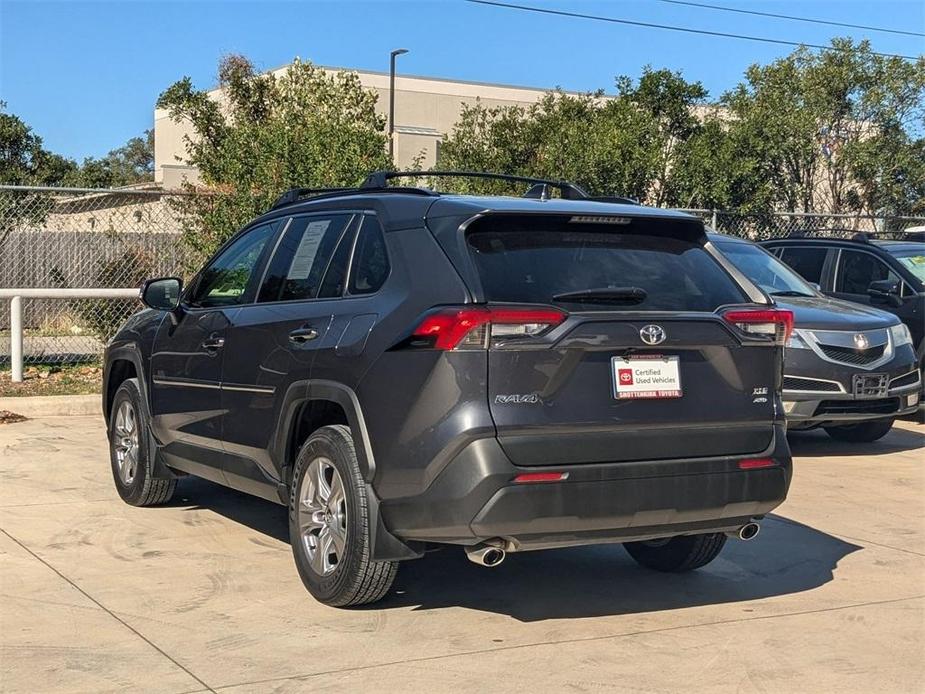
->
[1,416,922,693]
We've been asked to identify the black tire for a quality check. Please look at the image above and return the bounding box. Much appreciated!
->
[824,418,895,443]
[624,533,727,572]
[108,378,176,506]
[289,425,398,607]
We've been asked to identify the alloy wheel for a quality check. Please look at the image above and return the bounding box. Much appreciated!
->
[113,400,139,485]
[297,457,348,576]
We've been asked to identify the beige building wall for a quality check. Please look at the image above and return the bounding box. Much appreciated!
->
[154,65,586,187]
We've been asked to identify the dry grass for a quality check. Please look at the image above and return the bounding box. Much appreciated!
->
[0,410,28,424]
[0,365,102,397]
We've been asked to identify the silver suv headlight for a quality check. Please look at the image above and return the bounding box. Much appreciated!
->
[890,323,913,348]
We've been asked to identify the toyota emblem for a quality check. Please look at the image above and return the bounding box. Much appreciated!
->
[640,324,667,345]
[853,333,869,350]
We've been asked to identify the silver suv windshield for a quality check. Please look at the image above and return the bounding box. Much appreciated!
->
[714,239,817,298]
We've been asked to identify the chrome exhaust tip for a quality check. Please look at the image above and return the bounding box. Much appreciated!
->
[465,544,506,567]
[727,522,760,541]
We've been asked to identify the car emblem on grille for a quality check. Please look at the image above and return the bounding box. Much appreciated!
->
[640,324,667,345]
[854,333,869,350]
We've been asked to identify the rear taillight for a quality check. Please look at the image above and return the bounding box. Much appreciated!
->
[412,306,566,350]
[722,308,794,344]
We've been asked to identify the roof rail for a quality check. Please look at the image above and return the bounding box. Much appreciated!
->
[269,184,438,211]
[786,227,874,242]
[361,170,592,200]
[270,187,352,210]
[523,184,638,205]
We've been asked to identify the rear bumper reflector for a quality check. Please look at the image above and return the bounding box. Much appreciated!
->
[738,458,775,470]
[513,472,569,483]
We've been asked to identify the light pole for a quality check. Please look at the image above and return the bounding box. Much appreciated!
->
[389,48,408,162]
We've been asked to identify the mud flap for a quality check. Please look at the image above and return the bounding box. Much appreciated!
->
[367,484,425,561]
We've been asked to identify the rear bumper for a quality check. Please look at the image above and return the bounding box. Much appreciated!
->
[379,424,791,551]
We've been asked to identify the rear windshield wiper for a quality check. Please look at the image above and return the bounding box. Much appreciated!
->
[552,287,648,304]
[769,290,814,298]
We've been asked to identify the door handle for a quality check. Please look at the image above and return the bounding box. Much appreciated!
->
[289,327,319,343]
[202,335,225,351]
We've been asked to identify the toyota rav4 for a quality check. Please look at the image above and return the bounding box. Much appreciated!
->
[103,172,794,606]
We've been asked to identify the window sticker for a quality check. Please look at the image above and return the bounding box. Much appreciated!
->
[286,221,331,280]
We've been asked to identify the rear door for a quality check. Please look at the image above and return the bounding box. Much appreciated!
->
[220,212,358,495]
[466,215,782,466]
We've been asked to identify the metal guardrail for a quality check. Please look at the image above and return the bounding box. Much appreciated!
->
[1,289,138,382]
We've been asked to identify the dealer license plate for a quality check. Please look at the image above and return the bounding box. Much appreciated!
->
[612,355,682,399]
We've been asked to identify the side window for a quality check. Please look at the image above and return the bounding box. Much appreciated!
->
[348,217,390,295]
[188,223,277,308]
[318,222,358,299]
[836,250,899,295]
[779,246,828,283]
[258,215,353,303]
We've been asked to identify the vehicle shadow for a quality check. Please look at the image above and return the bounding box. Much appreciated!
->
[166,479,861,622]
[168,478,290,543]
[787,422,924,458]
[375,515,859,621]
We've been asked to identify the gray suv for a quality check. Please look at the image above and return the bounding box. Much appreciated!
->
[103,172,793,606]
[711,233,920,442]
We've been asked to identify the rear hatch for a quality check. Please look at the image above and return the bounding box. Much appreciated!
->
[462,213,785,466]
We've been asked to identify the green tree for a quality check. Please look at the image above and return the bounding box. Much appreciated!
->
[157,55,391,261]
[67,130,155,188]
[0,104,78,244]
[438,68,711,205]
[0,104,76,185]
[848,131,925,218]
[617,67,708,206]
[722,38,925,214]
[438,90,661,200]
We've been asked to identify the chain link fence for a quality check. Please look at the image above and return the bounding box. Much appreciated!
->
[0,185,192,365]
[2,185,923,366]
[678,208,925,240]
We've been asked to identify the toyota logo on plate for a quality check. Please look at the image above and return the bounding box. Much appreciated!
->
[640,324,667,345]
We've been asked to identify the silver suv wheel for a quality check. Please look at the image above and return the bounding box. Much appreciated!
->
[112,400,139,485]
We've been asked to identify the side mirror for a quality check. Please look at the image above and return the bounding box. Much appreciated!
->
[140,277,183,311]
[868,279,901,307]
[809,282,822,293]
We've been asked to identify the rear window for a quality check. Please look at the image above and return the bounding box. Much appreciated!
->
[467,218,746,312]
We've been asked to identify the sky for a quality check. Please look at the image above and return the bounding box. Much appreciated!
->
[1,0,923,162]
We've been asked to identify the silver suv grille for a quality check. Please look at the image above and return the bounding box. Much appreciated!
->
[782,376,842,392]
[805,328,892,370]
[818,343,886,366]
[890,370,922,389]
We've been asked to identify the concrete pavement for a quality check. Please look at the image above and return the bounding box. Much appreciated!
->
[1,416,923,693]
